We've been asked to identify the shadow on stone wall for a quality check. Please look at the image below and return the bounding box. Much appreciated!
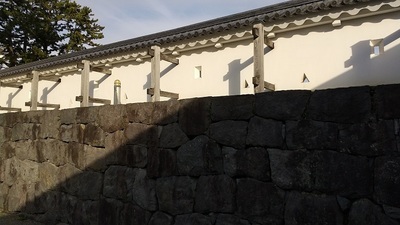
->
[1,85,400,225]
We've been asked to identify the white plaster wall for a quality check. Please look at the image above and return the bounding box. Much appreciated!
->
[0,11,399,112]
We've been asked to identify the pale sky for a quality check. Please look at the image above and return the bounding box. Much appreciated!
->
[74,1,286,45]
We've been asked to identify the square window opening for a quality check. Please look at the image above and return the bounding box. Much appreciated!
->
[194,66,202,79]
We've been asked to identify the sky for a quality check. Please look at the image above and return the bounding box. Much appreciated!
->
[74,0,286,45]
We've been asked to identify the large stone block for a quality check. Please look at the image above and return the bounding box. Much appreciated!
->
[307,86,371,123]
[223,147,270,182]
[39,139,69,166]
[348,198,399,225]
[246,116,283,148]
[131,169,157,211]
[10,140,39,162]
[375,156,400,207]
[194,175,236,213]
[375,84,400,119]
[98,198,123,225]
[156,176,196,215]
[76,107,99,124]
[285,192,343,225]
[126,100,179,125]
[339,121,396,156]
[147,148,177,178]
[255,90,311,121]
[211,95,254,121]
[1,157,39,186]
[83,124,106,147]
[286,120,339,150]
[179,98,211,136]
[124,123,158,147]
[73,200,100,225]
[148,211,174,225]
[60,108,77,125]
[39,110,60,139]
[103,166,135,200]
[60,124,85,143]
[174,213,214,225]
[39,162,59,190]
[0,183,9,211]
[60,167,102,200]
[215,214,251,225]
[209,120,248,149]
[120,203,152,225]
[83,145,114,171]
[177,135,223,176]
[11,123,40,141]
[159,123,189,149]
[236,178,284,224]
[268,149,373,197]
[97,104,129,133]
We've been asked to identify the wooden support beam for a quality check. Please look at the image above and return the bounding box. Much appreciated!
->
[264,37,275,49]
[0,106,21,112]
[0,82,23,89]
[77,63,112,75]
[76,96,111,105]
[30,71,39,110]
[25,102,60,109]
[253,23,265,93]
[252,77,275,91]
[147,88,179,99]
[80,60,90,107]
[150,45,161,102]
[148,49,179,65]
[40,76,61,82]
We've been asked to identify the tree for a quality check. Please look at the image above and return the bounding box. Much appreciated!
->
[0,0,104,69]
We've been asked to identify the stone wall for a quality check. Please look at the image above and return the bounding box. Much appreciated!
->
[0,84,400,225]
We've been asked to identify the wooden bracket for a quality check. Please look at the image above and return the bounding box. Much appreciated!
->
[77,63,112,75]
[25,102,60,109]
[76,96,111,105]
[27,74,61,82]
[252,77,275,91]
[264,37,275,49]
[0,82,23,89]
[0,106,21,112]
[147,88,179,99]
[148,49,179,65]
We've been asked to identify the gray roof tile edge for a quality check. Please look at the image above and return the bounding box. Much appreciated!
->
[0,0,375,77]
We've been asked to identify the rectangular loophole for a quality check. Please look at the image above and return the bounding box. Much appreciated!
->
[370,39,384,57]
[194,66,202,79]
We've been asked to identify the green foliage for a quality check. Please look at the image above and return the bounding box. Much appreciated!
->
[0,0,104,68]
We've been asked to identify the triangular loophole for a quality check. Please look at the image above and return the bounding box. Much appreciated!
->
[302,73,310,83]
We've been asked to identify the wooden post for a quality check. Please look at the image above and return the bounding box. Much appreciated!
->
[30,71,39,110]
[80,60,90,107]
[253,23,265,93]
[151,45,161,102]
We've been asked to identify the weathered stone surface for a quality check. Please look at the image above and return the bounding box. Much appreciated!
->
[60,124,84,143]
[97,104,128,133]
[348,199,399,225]
[131,169,157,211]
[67,142,85,170]
[339,121,396,156]
[223,147,270,181]
[159,123,189,148]
[307,86,371,123]
[147,148,177,178]
[83,145,113,171]
[215,214,251,225]
[38,162,59,190]
[126,100,179,125]
[268,149,372,197]
[246,116,283,148]
[124,123,158,147]
[11,123,40,141]
[174,213,214,225]
[337,196,351,211]
[105,130,126,151]
[73,200,100,225]
[1,157,39,186]
[0,126,11,144]
[39,139,69,166]
[211,95,254,121]
[148,211,173,225]
[103,166,135,200]
[209,120,247,149]
[375,84,400,119]
[195,175,236,213]
[76,107,99,124]
[11,140,39,162]
[156,176,196,215]
[7,180,35,212]
[39,111,60,139]
[60,108,77,125]
[375,156,400,207]
[83,124,106,147]
[179,98,211,136]
[98,198,123,225]
[255,90,310,120]
[384,205,400,220]
[120,203,152,225]
[177,135,223,176]
[0,183,9,211]
[123,145,148,168]
[60,168,102,200]
[286,120,339,150]
[285,192,343,225]
[236,178,284,224]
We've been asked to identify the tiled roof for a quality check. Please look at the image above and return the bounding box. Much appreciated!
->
[0,0,377,77]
